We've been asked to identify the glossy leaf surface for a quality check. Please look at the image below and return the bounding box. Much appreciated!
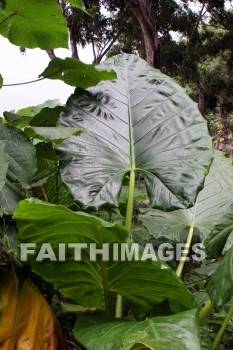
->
[57,54,213,210]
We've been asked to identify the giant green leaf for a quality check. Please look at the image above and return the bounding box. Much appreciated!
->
[15,199,194,318]
[0,141,9,191]
[74,310,201,350]
[0,0,68,49]
[141,152,233,242]
[40,57,117,88]
[56,54,213,210]
[207,246,233,308]
[0,124,37,188]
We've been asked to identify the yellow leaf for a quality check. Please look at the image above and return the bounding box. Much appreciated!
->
[0,267,66,350]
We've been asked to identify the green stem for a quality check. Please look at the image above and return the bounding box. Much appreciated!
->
[176,226,194,278]
[212,303,233,350]
[101,259,111,318]
[115,170,135,318]
[199,300,213,323]
[125,170,135,232]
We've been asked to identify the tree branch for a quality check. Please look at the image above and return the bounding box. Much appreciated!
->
[186,2,206,52]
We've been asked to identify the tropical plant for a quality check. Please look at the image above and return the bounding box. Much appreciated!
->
[0,1,232,350]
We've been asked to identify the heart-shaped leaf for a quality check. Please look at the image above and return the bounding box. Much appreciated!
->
[57,54,213,210]
[15,199,194,318]
[74,310,201,350]
[40,57,117,88]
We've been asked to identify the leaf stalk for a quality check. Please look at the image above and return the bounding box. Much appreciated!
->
[115,169,135,318]
[212,303,233,350]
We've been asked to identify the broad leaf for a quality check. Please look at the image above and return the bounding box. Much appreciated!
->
[0,0,68,49]
[0,141,8,191]
[25,126,88,144]
[141,152,233,242]
[207,246,233,308]
[29,106,64,127]
[57,54,213,210]
[4,104,63,129]
[0,267,66,349]
[205,204,233,258]
[15,199,194,318]
[0,124,37,188]
[74,310,201,350]
[40,57,117,88]
[3,112,32,128]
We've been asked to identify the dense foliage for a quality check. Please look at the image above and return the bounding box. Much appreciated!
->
[0,1,232,350]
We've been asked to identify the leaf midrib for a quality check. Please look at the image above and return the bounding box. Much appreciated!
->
[124,56,135,170]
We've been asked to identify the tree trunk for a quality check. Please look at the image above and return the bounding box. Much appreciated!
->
[127,0,160,68]
[197,81,206,116]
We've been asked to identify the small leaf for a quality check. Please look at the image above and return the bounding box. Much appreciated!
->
[16,100,61,117]
[0,0,68,49]
[74,310,202,350]
[25,126,88,144]
[3,111,32,128]
[207,246,233,309]
[68,0,88,13]
[29,106,64,127]
[39,57,117,88]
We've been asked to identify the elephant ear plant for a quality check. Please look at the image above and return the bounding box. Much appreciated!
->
[12,54,220,349]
